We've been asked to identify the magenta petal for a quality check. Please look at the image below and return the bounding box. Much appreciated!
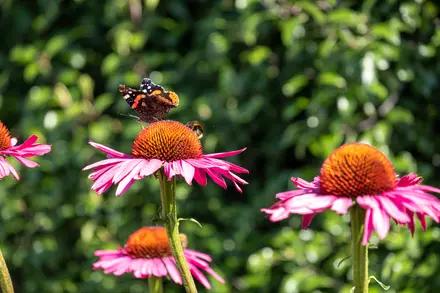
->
[0,158,19,180]
[12,135,38,149]
[139,159,163,177]
[180,160,195,184]
[162,257,182,284]
[88,141,131,158]
[113,160,143,183]
[188,263,211,289]
[13,155,39,168]
[372,205,390,239]
[417,213,427,231]
[94,250,122,257]
[331,198,353,214]
[184,249,212,262]
[302,214,315,228]
[291,177,318,189]
[261,207,290,222]
[83,158,128,171]
[163,162,175,179]
[375,195,410,223]
[151,259,167,277]
[193,168,207,186]
[203,148,246,159]
[205,168,227,189]
[362,209,373,245]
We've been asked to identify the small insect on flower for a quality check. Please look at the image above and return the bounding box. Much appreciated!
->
[186,121,204,139]
[119,78,179,123]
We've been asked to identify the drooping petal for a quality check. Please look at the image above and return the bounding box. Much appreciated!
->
[331,197,353,214]
[162,257,182,284]
[139,159,163,177]
[203,148,246,159]
[362,209,374,245]
[302,214,315,228]
[0,157,19,179]
[193,168,207,186]
[88,141,131,158]
[13,155,40,168]
[180,160,195,185]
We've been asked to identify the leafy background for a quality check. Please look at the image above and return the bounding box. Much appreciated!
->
[1,0,440,292]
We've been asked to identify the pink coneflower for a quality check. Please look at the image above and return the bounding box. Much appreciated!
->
[262,143,440,245]
[83,120,248,196]
[0,121,51,180]
[93,226,225,289]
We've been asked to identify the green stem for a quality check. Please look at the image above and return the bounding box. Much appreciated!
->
[158,169,198,293]
[350,205,369,293]
[0,248,14,293]
[148,276,163,293]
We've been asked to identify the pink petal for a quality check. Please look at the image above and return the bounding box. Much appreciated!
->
[193,168,207,186]
[115,162,143,196]
[83,158,128,171]
[372,206,390,239]
[203,148,246,159]
[180,160,195,184]
[261,207,290,222]
[375,195,410,223]
[417,213,427,231]
[362,209,373,245]
[188,263,211,289]
[162,257,182,284]
[139,159,163,177]
[0,157,19,180]
[205,168,227,189]
[13,155,40,168]
[184,250,212,262]
[331,198,353,214]
[11,135,38,149]
[88,141,131,158]
[302,214,315,228]
[163,162,175,179]
[291,177,318,189]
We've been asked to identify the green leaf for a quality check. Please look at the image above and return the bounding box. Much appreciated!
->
[178,218,203,228]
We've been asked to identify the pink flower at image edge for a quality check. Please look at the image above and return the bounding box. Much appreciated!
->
[0,135,51,180]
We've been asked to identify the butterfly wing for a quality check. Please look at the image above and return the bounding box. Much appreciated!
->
[119,79,179,123]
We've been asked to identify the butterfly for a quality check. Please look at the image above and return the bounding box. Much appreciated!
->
[119,78,179,123]
[185,121,204,139]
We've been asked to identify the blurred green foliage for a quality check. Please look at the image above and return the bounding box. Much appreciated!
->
[1,0,440,292]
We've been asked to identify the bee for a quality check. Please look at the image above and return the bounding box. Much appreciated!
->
[185,121,204,139]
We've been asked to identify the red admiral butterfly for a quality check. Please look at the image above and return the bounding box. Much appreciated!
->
[185,121,204,139]
[119,78,179,123]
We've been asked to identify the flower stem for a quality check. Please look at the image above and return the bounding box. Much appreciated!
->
[158,169,198,293]
[148,276,163,293]
[350,205,368,293]
[0,248,14,293]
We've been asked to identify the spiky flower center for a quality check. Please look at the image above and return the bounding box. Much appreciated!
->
[124,227,188,259]
[0,121,12,151]
[132,120,203,161]
[320,143,396,197]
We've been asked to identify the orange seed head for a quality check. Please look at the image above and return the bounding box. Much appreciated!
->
[132,120,203,161]
[125,227,188,259]
[319,143,396,197]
